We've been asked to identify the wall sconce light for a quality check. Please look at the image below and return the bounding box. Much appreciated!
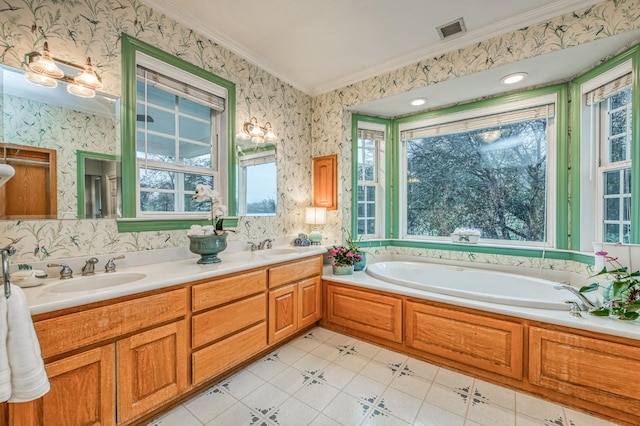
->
[24,42,104,98]
[236,117,278,143]
[304,207,327,245]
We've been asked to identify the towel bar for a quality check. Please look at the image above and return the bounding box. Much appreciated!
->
[1,245,16,299]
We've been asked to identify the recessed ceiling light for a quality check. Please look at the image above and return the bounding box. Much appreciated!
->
[410,98,427,106]
[500,72,528,85]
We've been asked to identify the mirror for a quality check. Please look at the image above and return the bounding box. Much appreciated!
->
[0,63,120,220]
[77,151,121,219]
[236,138,277,216]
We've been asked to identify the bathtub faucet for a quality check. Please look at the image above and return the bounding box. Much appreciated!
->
[553,284,599,311]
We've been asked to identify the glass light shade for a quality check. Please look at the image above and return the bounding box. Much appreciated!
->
[235,130,251,140]
[304,207,327,225]
[251,136,265,144]
[249,125,263,137]
[24,71,58,88]
[28,48,64,79]
[74,59,103,90]
[67,83,95,98]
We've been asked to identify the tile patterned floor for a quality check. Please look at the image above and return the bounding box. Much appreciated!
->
[147,327,619,426]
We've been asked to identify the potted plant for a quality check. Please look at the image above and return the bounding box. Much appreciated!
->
[580,250,640,320]
[187,184,228,264]
[346,233,367,271]
[328,245,362,275]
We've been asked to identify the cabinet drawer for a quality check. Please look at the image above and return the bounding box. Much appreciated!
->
[529,327,640,416]
[269,256,322,289]
[325,283,402,343]
[192,322,267,385]
[406,301,523,379]
[192,294,266,348]
[35,289,187,359]
[192,269,266,312]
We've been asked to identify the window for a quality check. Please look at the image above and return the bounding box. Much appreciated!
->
[399,94,557,245]
[579,64,633,247]
[355,120,386,238]
[135,55,227,218]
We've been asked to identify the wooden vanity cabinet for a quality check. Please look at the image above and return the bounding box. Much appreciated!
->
[268,256,323,344]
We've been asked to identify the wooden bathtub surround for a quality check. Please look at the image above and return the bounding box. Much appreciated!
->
[321,280,640,426]
[1,255,324,426]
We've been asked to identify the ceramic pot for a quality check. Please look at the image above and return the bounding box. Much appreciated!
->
[332,264,354,275]
[353,252,367,271]
[188,232,227,264]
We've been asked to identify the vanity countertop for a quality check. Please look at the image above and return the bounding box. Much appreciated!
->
[22,246,326,316]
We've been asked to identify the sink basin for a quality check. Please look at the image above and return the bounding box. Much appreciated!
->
[46,272,147,293]
[255,248,298,256]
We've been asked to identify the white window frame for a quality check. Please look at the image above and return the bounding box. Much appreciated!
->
[134,52,228,219]
[356,121,386,239]
[398,94,557,247]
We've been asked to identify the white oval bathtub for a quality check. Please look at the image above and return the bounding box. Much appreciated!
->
[366,261,578,310]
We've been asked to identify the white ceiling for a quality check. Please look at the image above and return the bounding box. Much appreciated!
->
[144,0,605,95]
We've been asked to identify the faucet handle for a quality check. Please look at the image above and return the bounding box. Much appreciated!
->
[265,239,273,249]
[565,300,582,317]
[105,255,125,273]
[247,242,258,251]
[82,257,99,276]
[47,263,73,279]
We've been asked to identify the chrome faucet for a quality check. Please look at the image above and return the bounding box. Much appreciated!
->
[258,239,273,250]
[247,241,258,251]
[48,263,74,279]
[81,257,99,276]
[105,255,125,273]
[1,245,16,298]
[554,284,598,311]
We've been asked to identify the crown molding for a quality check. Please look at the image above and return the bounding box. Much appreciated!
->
[143,0,604,96]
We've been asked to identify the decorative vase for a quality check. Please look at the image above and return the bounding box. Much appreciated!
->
[353,252,367,271]
[332,264,354,275]
[188,232,227,264]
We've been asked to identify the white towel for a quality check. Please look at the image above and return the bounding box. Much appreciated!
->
[0,293,10,402]
[6,284,50,402]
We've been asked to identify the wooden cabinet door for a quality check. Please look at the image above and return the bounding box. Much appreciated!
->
[116,320,188,424]
[298,277,322,328]
[269,284,298,344]
[9,345,115,426]
[406,301,523,379]
[529,327,640,418]
[325,283,403,342]
[313,154,337,210]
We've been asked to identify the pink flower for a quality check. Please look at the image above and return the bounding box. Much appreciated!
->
[346,252,354,258]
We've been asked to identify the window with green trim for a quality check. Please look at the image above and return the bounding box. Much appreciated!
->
[399,94,557,245]
[356,122,386,238]
[135,54,228,218]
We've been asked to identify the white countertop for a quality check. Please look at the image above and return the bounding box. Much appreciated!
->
[323,266,640,342]
[22,246,326,316]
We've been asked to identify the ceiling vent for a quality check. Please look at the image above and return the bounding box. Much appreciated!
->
[436,17,466,40]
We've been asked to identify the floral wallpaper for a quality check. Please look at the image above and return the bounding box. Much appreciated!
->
[1,0,639,273]
[0,0,313,263]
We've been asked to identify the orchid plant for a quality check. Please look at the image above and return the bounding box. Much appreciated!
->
[580,251,640,320]
[187,184,227,236]
[328,245,362,267]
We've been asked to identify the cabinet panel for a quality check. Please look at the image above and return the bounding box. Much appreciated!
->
[268,256,322,289]
[192,322,267,385]
[192,269,266,312]
[192,293,267,348]
[117,320,188,424]
[529,327,640,416]
[35,288,186,359]
[325,284,402,343]
[406,301,523,379]
[313,154,337,210]
[269,284,298,344]
[298,277,322,329]
[9,345,115,426]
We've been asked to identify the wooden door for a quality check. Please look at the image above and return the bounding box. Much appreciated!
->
[9,345,115,426]
[116,320,187,424]
[269,284,298,344]
[312,154,337,210]
[298,277,322,328]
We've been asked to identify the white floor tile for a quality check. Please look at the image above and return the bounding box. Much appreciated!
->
[241,382,289,416]
[402,358,439,381]
[376,386,423,424]
[308,327,337,342]
[267,397,320,426]
[424,382,471,418]
[413,401,466,426]
[466,399,516,426]
[148,405,203,426]
[342,375,387,404]
[323,391,372,425]
[389,371,432,400]
[332,351,370,372]
[268,344,307,365]
[293,378,341,412]
[310,341,343,361]
[372,347,409,366]
[434,368,475,390]
[219,370,266,400]
[309,413,342,426]
[317,363,358,390]
[471,379,515,411]
[183,385,237,424]
[360,359,398,385]
[293,353,331,372]
[564,408,620,426]
[248,356,289,381]
[515,392,565,424]
[205,401,260,426]
[270,366,309,394]
[362,410,411,426]
[290,333,325,352]
[350,339,381,359]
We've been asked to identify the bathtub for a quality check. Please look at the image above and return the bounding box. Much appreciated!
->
[366,261,578,310]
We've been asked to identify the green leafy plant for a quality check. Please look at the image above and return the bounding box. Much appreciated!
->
[580,251,640,320]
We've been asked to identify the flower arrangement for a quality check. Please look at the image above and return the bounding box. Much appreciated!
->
[580,251,640,320]
[328,245,362,266]
[187,184,227,236]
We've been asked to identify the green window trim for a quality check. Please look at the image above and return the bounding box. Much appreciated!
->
[570,43,640,250]
[120,34,236,232]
